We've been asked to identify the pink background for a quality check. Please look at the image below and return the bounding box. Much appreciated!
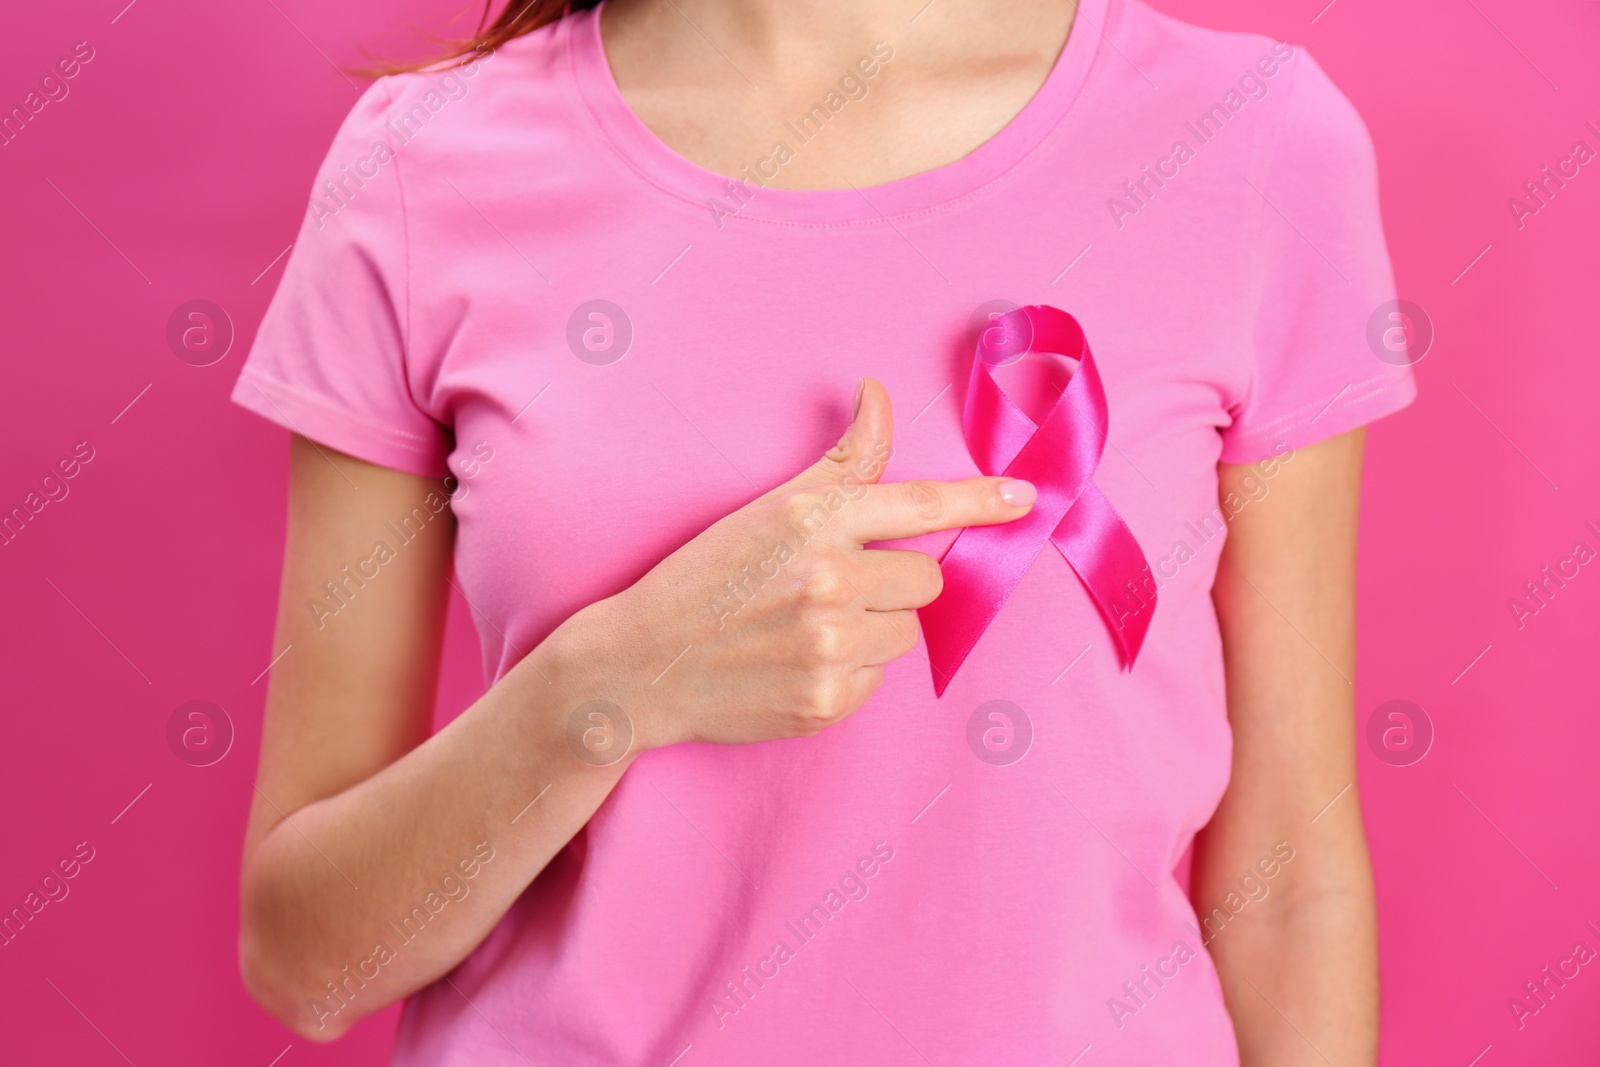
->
[1,0,1595,1063]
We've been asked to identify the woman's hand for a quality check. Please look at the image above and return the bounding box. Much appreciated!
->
[558,377,1037,750]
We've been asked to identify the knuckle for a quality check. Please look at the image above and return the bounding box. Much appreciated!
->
[800,713,836,737]
[791,681,842,734]
[902,480,945,526]
[803,618,850,665]
[797,561,851,609]
[807,678,853,731]
[777,490,822,528]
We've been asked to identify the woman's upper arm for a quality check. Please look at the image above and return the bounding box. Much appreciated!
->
[1210,428,1365,830]
[242,434,455,860]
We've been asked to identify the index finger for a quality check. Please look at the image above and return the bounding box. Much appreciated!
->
[845,477,1036,542]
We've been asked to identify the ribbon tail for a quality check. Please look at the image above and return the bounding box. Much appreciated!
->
[920,520,1051,697]
[1049,484,1156,668]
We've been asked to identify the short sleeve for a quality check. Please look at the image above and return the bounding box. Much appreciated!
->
[1218,50,1417,465]
[231,79,452,477]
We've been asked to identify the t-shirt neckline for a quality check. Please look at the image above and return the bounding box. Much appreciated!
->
[567,0,1110,225]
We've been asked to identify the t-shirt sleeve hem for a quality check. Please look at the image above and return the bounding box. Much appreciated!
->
[1218,368,1417,465]
[231,366,452,479]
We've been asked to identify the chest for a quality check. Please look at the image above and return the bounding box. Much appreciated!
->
[401,155,1257,653]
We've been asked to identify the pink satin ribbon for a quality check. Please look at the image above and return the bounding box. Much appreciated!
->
[919,305,1156,696]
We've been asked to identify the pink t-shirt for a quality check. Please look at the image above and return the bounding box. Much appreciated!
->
[233,0,1416,1061]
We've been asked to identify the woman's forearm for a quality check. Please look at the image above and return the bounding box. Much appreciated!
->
[239,604,633,1040]
[1194,812,1378,1065]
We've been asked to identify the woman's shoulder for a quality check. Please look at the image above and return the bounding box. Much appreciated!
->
[1108,0,1371,159]
[367,20,570,128]
[1113,0,1297,78]
[306,14,593,210]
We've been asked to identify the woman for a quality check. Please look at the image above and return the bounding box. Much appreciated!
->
[233,0,1415,1062]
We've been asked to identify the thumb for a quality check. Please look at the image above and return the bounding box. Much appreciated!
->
[791,377,894,490]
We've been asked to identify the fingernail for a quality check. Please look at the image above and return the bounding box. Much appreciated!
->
[1000,479,1036,506]
[853,378,864,418]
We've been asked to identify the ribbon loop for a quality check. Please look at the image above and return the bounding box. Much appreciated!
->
[919,305,1156,696]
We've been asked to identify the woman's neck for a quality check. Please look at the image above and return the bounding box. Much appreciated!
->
[599,0,1079,190]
